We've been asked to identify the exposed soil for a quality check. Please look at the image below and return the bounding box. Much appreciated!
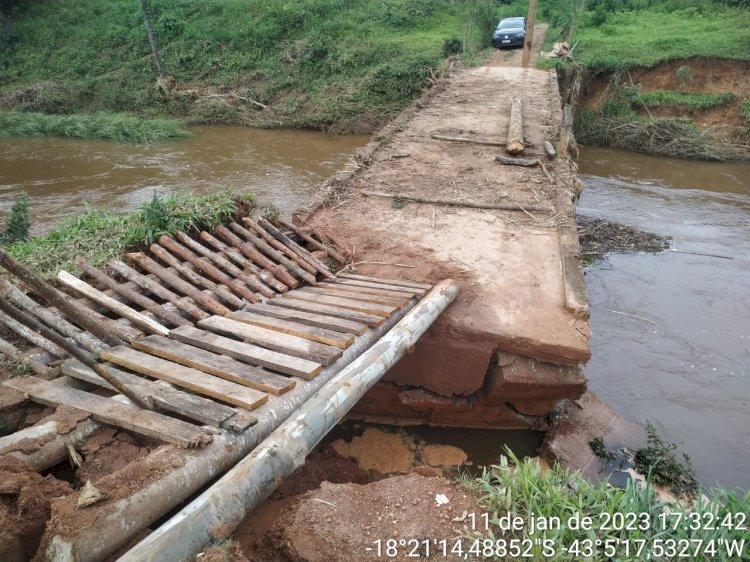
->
[577,215,671,263]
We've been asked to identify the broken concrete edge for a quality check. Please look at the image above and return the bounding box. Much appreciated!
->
[34,298,419,562]
[292,61,456,228]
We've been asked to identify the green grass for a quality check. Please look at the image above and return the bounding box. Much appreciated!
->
[741,99,750,123]
[9,191,256,278]
[0,109,190,144]
[463,451,750,562]
[0,0,502,134]
[638,90,736,110]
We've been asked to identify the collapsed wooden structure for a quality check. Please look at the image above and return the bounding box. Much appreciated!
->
[0,215,445,561]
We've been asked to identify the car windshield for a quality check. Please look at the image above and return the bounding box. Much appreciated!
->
[499,19,523,29]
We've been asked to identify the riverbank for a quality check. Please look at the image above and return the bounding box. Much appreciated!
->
[0,0,499,135]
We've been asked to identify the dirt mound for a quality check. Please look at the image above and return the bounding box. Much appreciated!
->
[577,215,670,263]
[256,473,481,562]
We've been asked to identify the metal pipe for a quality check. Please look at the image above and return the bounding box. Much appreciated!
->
[121,279,458,562]
[39,289,429,562]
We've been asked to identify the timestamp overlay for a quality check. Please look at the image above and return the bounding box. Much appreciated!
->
[365,510,748,560]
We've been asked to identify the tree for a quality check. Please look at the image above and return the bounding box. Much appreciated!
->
[140,0,166,79]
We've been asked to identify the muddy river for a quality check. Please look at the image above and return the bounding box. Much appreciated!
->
[0,126,368,234]
[578,147,750,492]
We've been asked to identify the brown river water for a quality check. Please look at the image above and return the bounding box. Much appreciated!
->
[0,125,368,234]
[1,128,748,491]
[578,147,750,492]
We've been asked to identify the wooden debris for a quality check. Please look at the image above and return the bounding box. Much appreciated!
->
[0,336,54,378]
[133,335,295,395]
[101,346,269,411]
[0,247,125,347]
[430,133,506,147]
[227,310,354,349]
[333,277,427,296]
[257,218,336,281]
[296,286,405,307]
[243,302,367,335]
[198,316,343,366]
[170,325,322,379]
[495,155,539,167]
[127,252,230,317]
[359,191,552,213]
[283,291,397,318]
[242,218,317,275]
[4,376,209,447]
[199,230,288,293]
[77,480,105,509]
[275,218,347,264]
[75,257,189,328]
[108,259,209,321]
[58,271,170,337]
[61,359,242,428]
[0,308,66,357]
[267,297,384,327]
[174,231,275,298]
[506,96,525,155]
[317,281,414,302]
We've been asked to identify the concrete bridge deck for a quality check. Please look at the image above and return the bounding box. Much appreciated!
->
[305,51,590,423]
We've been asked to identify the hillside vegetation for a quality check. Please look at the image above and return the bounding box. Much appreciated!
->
[0,0,499,135]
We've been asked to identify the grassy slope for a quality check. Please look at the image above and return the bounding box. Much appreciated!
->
[0,0,498,133]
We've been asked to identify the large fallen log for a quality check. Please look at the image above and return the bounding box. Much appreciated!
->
[506,96,525,155]
[360,190,553,213]
[120,280,459,562]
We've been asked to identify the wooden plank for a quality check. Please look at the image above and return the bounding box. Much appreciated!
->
[296,286,406,307]
[227,310,354,349]
[282,291,397,318]
[101,346,269,411]
[58,270,170,336]
[61,359,239,428]
[4,376,210,448]
[337,272,432,290]
[170,325,321,379]
[133,335,295,395]
[266,297,384,327]
[318,281,413,303]
[244,302,367,335]
[198,316,342,366]
[330,278,425,296]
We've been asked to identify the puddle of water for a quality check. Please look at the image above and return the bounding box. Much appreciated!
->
[0,126,369,235]
[577,147,750,492]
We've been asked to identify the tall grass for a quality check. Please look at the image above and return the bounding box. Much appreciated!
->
[637,91,736,110]
[463,451,750,562]
[9,191,255,278]
[0,110,189,144]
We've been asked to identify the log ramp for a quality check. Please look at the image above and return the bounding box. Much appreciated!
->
[0,217,453,561]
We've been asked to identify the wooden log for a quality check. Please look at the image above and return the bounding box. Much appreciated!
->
[158,236,260,303]
[317,281,413,303]
[58,271,170,336]
[199,231,287,294]
[215,225,298,289]
[108,259,209,321]
[170,325,322,379]
[198,316,343,366]
[0,295,154,409]
[76,257,189,328]
[61,359,239,428]
[506,96,525,155]
[0,309,66,357]
[544,140,557,159]
[336,273,432,291]
[296,286,405,307]
[0,247,125,347]
[283,291,397,318]
[101,346,269,411]
[174,231,275,299]
[4,376,210,447]
[229,222,316,285]
[494,155,538,167]
[359,191,552,213]
[430,133,506,147]
[266,297,384,327]
[0,336,54,378]
[243,302,367,335]
[127,253,230,317]
[241,218,317,275]
[276,218,347,264]
[227,310,354,349]
[150,244,245,310]
[257,218,336,280]
[133,335,295,395]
